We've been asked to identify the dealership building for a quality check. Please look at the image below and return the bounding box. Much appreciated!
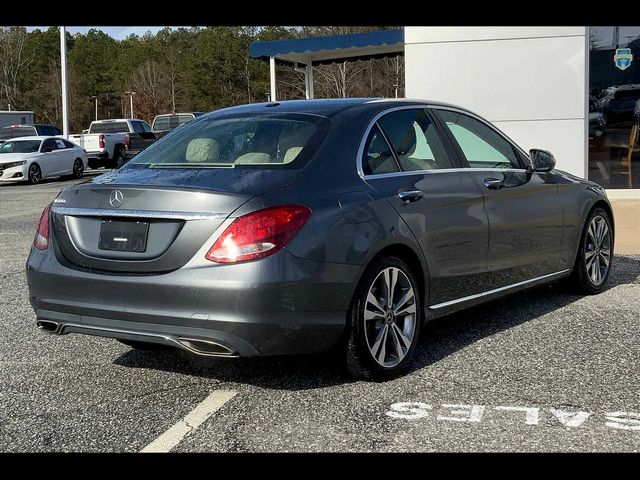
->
[252,27,640,254]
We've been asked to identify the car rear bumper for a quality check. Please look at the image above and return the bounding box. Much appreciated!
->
[26,247,362,356]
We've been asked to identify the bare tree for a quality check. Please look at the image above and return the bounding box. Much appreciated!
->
[130,60,171,122]
[314,60,369,98]
[0,27,31,109]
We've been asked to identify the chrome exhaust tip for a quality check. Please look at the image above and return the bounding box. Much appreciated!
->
[37,320,61,334]
[176,337,235,357]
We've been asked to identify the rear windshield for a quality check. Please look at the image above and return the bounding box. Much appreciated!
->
[89,122,129,134]
[0,140,41,153]
[125,113,330,170]
[153,114,195,131]
[0,126,36,140]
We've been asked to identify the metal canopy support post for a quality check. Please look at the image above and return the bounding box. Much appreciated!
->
[306,62,314,99]
[269,56,277,101]
[60,27,69,139]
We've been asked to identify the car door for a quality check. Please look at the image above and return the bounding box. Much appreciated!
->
[432,108,564,290]
[360,107,490,306]
[39,138,60,177]
[54,138,73,174]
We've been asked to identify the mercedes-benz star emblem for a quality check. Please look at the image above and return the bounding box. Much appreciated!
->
[109,190,124,208]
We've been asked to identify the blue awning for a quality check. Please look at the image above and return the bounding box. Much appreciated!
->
[250,29,404,66]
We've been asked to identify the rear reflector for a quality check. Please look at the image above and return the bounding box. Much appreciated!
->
[34,204,51,250]
[206,205,311,263]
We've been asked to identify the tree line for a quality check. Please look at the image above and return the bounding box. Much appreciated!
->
[0,26,404,133]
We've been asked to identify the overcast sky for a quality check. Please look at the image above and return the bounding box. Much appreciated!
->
[26,27,183,39]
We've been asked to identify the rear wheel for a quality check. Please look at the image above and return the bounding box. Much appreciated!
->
[345,257,422,380]
[27,163,42,185]
[110,149,126,169]
[568,207,613,294]
[72,159,84,179]
[117,339,173,351]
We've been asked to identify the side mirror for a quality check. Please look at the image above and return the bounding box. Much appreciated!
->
[528,149,556,172]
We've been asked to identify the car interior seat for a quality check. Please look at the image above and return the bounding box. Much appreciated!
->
[186,138,220,163]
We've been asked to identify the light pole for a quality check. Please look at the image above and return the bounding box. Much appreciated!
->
[125,91,136,119]
[90,96,98,121]
[60,27,69,139]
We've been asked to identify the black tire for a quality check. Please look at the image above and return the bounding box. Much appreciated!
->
[110,149,126,169]
[345,256,422,381]
[72,159,84,179]
[87,158,100,170]
[567,207,614,294]
[27,163,42,185]
[117,339,173,351]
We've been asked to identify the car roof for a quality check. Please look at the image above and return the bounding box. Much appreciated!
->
[205,98,474,119]
[91,119,135,123]
[154,113,199,118]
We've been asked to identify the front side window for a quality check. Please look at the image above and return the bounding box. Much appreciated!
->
[41,139,58,152]
[438,110,522,170]
[378,109,454,171]
[124,113,328,169]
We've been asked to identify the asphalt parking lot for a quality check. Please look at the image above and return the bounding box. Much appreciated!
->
[0,174,639,452]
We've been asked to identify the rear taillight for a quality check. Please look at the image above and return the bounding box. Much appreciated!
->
[124,133,130,149]
[98,134,105,149]
[34,204,51,250]
[206,205,311,263]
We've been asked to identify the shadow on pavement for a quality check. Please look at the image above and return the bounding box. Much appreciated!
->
[113,255,640,390]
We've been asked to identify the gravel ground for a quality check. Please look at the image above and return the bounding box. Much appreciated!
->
[1,176,639,452]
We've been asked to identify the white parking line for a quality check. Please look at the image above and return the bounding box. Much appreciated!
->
[140,390,237,453]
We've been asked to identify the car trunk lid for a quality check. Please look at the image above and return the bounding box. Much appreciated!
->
[50,168,298,273]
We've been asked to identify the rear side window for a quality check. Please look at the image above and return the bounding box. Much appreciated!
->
[362,125,398,175]
[377,109,454,172]
[438,110,521,169]
[152,116,171,131]
[89,122,129,134]
[62,139,76,148]
[124,113,329,169]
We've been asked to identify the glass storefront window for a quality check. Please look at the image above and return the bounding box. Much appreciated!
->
[589,26,640,189]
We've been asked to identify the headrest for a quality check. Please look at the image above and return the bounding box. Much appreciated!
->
[186,138,219,163]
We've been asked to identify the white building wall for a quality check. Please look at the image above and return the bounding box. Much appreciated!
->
[405,27,588,178]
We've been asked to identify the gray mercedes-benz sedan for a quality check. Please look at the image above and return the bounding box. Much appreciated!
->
[26,98,614,380]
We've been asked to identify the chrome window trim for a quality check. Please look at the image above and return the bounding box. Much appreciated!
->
[428,269,571,310]
[51,206,227,221]
[356,104,532,180]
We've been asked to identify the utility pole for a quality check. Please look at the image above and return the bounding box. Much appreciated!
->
[60,27,69,138]
[125,91,136,119]
[90,96,98,121]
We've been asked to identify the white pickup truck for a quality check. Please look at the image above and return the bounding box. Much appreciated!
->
[70,119,157,169]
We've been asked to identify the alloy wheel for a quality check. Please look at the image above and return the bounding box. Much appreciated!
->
[363,267,417,368]
[584,215,611,286]
[29,165,41,184]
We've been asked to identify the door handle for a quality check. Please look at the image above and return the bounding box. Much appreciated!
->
[398,190,423,203]
[484,177,504,190]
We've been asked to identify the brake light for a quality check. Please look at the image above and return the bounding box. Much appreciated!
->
[34,204,51,250]
[98,134,105,149]
[124,133,130,149]
[206,205,311,263]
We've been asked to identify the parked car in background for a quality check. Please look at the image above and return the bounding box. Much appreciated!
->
[151,112,204,138]
[599,84,640,128]
[27,99,614,380]
[0,124,62,144]
[69,119,157,169]
[0,136,87,184]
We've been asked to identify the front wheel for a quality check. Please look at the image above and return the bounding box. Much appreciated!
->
[568,207,613,294]
[345,257,422,380]
[27,163,42,185]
